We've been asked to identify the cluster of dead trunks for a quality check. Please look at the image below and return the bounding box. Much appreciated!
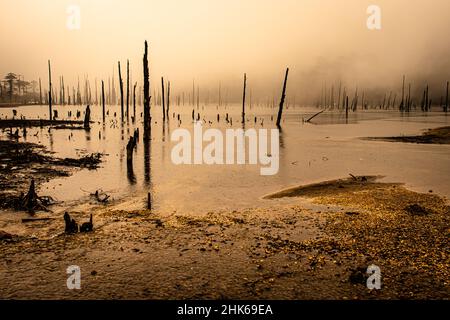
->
[64,212,93,234]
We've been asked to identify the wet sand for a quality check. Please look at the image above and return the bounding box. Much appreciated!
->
[0,176,448,299]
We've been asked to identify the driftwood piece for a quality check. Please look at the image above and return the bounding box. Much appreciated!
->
[306,109,326,123]
[22,218,54,223]
[91,190,110,203]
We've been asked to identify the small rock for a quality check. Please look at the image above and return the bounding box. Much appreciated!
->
[91,270,97,276]
[404,204,430,216]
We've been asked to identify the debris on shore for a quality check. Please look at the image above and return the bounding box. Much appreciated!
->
[0,139,103,211]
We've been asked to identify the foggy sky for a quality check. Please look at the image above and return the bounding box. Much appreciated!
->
[1,0,449,103]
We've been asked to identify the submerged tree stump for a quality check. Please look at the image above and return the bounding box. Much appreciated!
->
[84,105,91,129]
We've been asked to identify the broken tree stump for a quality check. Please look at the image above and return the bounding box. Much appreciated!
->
[84,105,91,129]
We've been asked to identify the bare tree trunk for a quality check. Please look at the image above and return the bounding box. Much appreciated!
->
[400,75,405,111]
[118,61,124,122]
[143,41,151,139]
[133,82,137,121]
[126,59,130,122]
[48,60,53,121]
[62,76,65,105]
[39,78,42,105]
[161,77,166,122]
[445,81,449,112]
[167,81,170,119]
[276,68,289,128]
[102,80,105,123]
[84,105,91,129]
[242,73,247,123]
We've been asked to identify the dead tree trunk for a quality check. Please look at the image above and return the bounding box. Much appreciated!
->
[24,179,38,214]
[84,105,91,129]
[161,77,166,122]
[345,96,349,120]
[276,68,289,128]
[445,81,449,112]
[147,192,151,210]
[126,59,130,122]
[167,81,170,119]
[48,60,53,121]
[39,78,42,105]
[102,80,106,123]
[133,82,137,121]
[400,75,405,111]
[118,61,124,122]
[143,41,151,139]
[242,73,247,123]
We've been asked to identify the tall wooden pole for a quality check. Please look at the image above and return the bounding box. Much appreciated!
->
[445,81,448,112]
[133,82,137,121]
[161,77,166,121]
[242,73,247,123]
[39,78,42,105]
[143,41,151,139]
[118,61,124,122]
[276,68,289,128]
[126,59,130,121]
[400,75,405,111]
[101,80,105,123]
[48,60,53,121]
[167,81,170,119]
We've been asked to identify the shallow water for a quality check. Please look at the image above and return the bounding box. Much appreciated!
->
[1,104,449,218]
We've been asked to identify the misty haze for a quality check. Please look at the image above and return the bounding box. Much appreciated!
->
[0,0,448,304]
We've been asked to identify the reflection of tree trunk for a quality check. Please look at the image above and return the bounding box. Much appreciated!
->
[144,132,151,185]
[126,136,136,184]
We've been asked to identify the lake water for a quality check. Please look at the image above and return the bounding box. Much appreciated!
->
[1,104,449,217]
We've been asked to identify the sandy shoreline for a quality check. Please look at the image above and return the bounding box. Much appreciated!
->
[0,176,448,299]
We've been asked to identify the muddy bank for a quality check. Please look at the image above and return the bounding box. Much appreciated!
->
[0,119,84,129]
[0,176,448,299]
[365,126,450,144]
[0,139,102,210]
[263,175,391,199]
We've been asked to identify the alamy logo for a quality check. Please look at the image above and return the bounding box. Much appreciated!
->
[66,5,81,30]
[171,121,280,175]
[366,264,382,290]
[367,5,382,30]
[66,265,81,290]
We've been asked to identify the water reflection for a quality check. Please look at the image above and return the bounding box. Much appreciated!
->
[0,104,449,214]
